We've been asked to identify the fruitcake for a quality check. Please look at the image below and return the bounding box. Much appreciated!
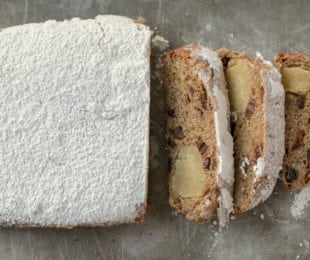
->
[0,15,151,227]
[275,53,310,191]
[162,44,234,226]
[218,49,285,214]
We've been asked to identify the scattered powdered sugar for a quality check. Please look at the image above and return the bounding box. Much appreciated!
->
[290,185,310,219]
[256,52,273,67]
[231,111,238,122]
[253,157,266,180]
[240,157,250,177]
[150,34,169,83]
[218,188,234,214]
[151,35,169,51]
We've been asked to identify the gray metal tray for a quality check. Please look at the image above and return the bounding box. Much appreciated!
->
[0,0,309,259]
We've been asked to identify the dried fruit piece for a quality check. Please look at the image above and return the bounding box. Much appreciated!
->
[196,138,208,156]
[221,57,230,68]
[171,146,207,198]
[281,67,310,94]
[296,95,306,109]
[285,168,299,183]
[291,130,305,150]
[203,157,211,169]
[200,91,208,109]
[167,109,176,117]
[199,143,208,155]
[225,59,252,114]
[170,126,185,139]
[244,98,256,117]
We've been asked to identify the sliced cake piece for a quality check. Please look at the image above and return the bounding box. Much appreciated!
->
[218,49,285,214]
[275,53,310,191]
[162,44,234,226]
[0,15,151,227]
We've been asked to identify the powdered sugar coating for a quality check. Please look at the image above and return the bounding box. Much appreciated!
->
[188,45,234,226]
[0,15,151,227]
[253,157,266,180]
[240,157,250,177]
[247,55,285,210]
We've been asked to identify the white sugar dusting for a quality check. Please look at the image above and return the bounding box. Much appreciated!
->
[253,157,266,180]
[0,15,151,227]
[240,157,250,177]
[291,185,310,219]
[187,45,234,227]
[152,35,169,51]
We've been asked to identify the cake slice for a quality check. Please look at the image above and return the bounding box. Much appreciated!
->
[275,53,310,191]
[0,15,151,227]
[162,44,234,226]
[218,49,285,214]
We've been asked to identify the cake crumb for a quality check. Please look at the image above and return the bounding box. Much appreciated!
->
[260,214,264,220]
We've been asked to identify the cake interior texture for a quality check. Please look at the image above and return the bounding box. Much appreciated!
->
[220,50,267,214]
[163,49,220,222]
[275,53,310,191]
[0,15,151,227]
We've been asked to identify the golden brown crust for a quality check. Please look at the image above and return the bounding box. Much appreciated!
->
[275,52,310,71]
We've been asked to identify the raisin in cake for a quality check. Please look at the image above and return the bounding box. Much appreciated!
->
[162,44,234,226]
[218,49,285,214]
[0,15,151,227]
[275,53,310,191]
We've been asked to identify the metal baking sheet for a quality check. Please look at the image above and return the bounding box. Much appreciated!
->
[0,0,309,259]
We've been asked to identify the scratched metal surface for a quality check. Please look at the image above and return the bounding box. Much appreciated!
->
[0,0,309,259]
